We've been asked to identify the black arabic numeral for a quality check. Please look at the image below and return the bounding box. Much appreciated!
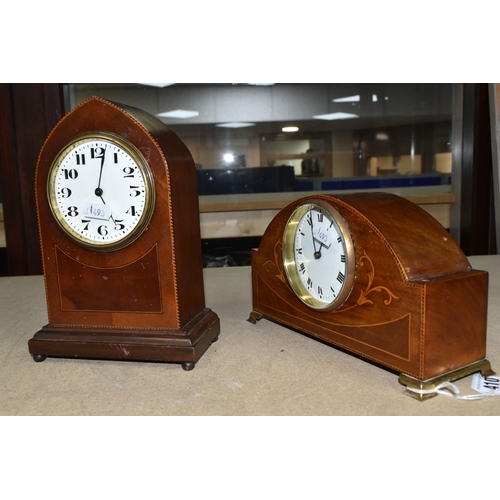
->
[129,186,141,197]
[91,147,105,160]
[123,167,135,178]
[63,168,78,180]
[114,219,125,231]
[67,206,78,217]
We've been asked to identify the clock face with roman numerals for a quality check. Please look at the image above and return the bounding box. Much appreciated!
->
[47,132,155,251]
[282,200,355,311]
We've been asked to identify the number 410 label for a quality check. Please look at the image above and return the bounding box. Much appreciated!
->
[471,373,500,394]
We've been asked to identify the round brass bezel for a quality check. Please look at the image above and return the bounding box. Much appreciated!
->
[47,132,156,252]
[282,199,355,311]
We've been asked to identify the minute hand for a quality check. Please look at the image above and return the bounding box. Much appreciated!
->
[309,209,322,259]
[95,146,107,196]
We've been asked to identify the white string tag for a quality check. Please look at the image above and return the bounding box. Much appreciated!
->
[405,374,500,401]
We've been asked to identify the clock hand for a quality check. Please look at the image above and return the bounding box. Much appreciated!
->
[95,146,107,197]
[309,209,322,260]
[309,209,317,252]
[98,194,116,224]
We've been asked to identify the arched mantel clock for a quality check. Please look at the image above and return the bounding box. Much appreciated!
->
[249,193,495,399]
[29,96,220,370]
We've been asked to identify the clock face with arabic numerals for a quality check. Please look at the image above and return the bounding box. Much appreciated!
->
[282,199,355,311]
[47,132,155,251]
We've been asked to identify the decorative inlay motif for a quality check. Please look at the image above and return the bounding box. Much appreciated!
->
[264,241,286,283]
[341,250,399,312]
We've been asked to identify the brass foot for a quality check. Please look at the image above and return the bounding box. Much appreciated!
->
[399,359,495,401]
[247,311,263,324]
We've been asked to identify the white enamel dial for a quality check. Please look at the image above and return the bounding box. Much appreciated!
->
[48,133,155,251]
[283,201,355,311]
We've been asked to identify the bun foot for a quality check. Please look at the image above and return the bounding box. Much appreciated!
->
[32,354,47,363]
[182,362,195,371]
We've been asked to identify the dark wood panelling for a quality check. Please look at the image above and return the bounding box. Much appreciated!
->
[460,83,496,256]
[0,83,64,275]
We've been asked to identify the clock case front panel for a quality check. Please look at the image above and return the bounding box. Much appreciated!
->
[250,193,490,381]
[29,97,219,369]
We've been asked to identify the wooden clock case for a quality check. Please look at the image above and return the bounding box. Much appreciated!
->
[249,193,494,398]
[29,96,220,370]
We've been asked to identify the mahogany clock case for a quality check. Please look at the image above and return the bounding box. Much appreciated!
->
[29,97,220,370]
[250,193,492,383]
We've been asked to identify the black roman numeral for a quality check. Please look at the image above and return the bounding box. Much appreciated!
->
[337,272,345,284]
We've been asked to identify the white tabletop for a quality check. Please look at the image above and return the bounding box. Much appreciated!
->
[1,255,499,416]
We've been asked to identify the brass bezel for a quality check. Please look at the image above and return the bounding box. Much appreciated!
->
[282,199,355,311]
[47,132,156,252]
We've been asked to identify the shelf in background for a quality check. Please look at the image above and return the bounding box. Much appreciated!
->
[199,186,455,239]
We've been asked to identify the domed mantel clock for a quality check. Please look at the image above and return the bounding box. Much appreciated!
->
[28,96,220,370]
[248,193,495,400]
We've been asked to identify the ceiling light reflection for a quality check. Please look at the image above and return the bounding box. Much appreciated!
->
[313,112,359,121]
[216,122,256,128]
[138,83,175,88]
[157,109,199,119]
[333,95,360,103]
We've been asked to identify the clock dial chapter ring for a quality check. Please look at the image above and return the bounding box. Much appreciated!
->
[47,132,156,252]
[282,200,355,311]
